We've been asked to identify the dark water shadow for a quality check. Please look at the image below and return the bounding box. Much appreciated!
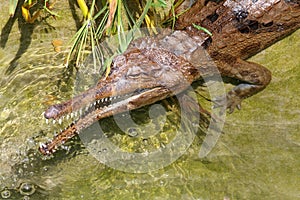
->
[0,0,84,75]
[0,0,41,74]
[68,0,83,30]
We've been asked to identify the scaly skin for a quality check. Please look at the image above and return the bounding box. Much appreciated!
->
[39,0,300,155]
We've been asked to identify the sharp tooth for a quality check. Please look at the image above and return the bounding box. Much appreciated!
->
[113,96,117,100]
[75,111,78,117]
[85,106,89,111]
[79,109,82,116]
[101,98,104,102]
[94,102,96,106]
[109,97,112,101]
[71,113,74,118]
[46,119,48,124]
[53,120,56,124]
[67,114,70,120]
[39,142,47,149]
[104,98,107,102]
[97,100,100,104]
[58,118,62,124]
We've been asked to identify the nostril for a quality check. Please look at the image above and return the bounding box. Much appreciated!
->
[44,105,60,119]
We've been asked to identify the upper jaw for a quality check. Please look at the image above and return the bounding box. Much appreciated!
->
[43,78,164,121]
[43,84,114,120]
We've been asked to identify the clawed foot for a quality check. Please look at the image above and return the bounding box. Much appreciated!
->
[213,92,243,114]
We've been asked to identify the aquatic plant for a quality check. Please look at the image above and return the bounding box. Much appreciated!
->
[8,0,193,74]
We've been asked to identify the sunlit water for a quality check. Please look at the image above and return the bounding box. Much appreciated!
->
[0,1,300,199]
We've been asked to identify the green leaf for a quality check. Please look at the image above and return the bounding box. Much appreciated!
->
[192,23,213,36]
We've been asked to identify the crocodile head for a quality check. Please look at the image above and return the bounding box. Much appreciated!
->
[44,46,199,120]
[40,45,200,155]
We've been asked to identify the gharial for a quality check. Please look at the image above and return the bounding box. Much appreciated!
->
[39,0,300,155]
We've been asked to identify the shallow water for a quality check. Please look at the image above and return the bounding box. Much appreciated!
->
[0,1,300,199]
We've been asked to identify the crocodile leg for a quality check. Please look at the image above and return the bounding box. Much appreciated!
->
[212,53,272,113]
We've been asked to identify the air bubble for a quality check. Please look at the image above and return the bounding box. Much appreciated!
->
[142,139,148,145]
[19,182,36,196]
[1,189,11,199]
[127,128,138,137]
[22,196,30,200]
